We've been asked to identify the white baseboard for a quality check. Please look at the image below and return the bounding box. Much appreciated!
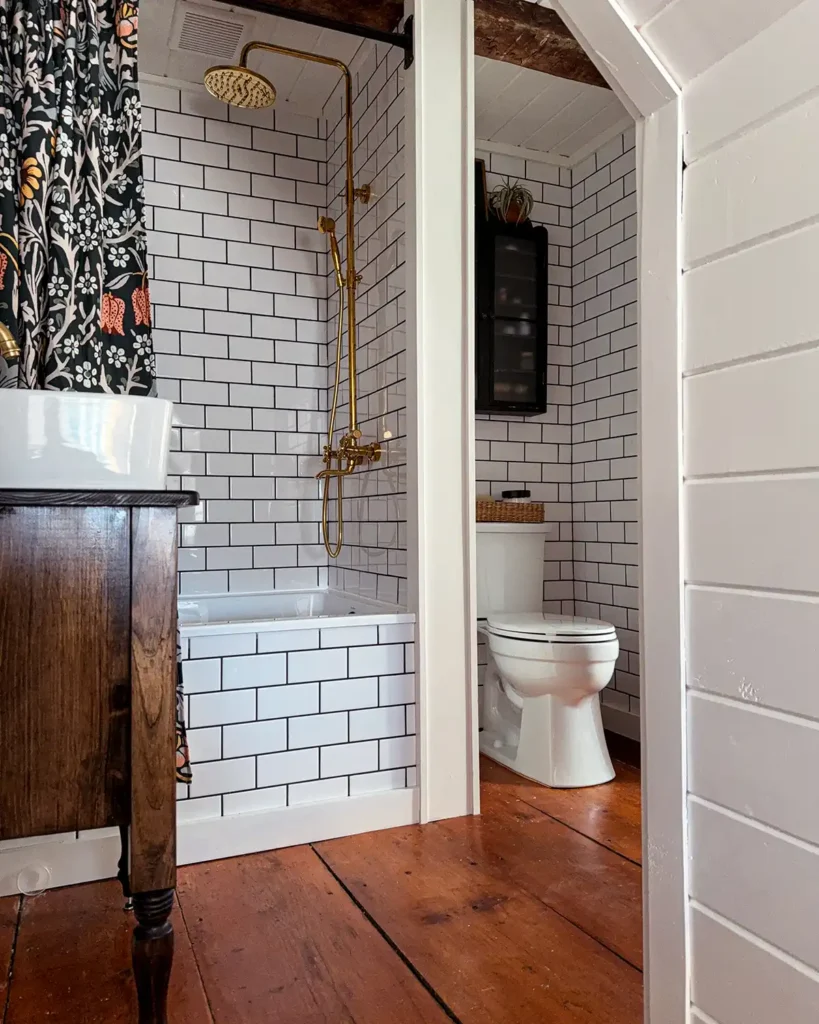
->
[0,788,419,899]
[602,704,641,742]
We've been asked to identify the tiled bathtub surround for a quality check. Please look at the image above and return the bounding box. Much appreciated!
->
[323,41,408,606]
[179,616,417,819]
[141,81,331,597]
[475,128,640,738]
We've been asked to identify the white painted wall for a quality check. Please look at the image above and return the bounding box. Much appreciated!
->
[681,2,819,1019]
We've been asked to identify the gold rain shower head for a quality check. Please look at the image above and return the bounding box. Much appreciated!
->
[203,64,276,109]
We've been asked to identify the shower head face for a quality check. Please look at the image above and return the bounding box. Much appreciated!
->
[204,64,276,109]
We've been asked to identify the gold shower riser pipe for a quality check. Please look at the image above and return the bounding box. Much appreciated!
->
[239,40,359,432]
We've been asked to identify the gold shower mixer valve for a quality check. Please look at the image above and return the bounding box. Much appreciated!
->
[321,430,382,471]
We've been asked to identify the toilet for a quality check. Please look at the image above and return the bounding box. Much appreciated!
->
[477,522,618,788]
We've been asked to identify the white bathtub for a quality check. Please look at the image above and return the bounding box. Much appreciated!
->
[178,588,414,637]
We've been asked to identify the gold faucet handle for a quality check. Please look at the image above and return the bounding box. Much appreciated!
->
[0,323,20,362]
[353,183,373,204]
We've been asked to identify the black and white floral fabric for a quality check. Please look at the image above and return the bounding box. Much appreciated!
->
[0,0,155,392]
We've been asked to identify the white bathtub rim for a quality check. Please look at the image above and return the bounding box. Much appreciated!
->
[178,587,415,637]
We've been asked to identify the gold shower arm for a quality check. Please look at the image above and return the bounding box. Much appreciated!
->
[239,40,360,432]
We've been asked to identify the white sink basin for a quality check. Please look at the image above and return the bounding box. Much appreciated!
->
[0,392,172,491]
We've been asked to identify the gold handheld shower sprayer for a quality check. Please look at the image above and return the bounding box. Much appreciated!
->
[205,42,380,559]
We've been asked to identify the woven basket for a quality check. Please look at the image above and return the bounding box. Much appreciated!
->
[476,500,544,524]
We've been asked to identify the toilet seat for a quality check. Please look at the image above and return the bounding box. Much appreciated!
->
[485,612,617,644]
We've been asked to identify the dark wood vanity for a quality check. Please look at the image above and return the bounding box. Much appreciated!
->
[0,489,197,1024]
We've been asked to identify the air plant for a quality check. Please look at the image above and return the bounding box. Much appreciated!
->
[488,177,535,224]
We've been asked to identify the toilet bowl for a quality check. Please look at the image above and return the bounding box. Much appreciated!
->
[477,523,618,788]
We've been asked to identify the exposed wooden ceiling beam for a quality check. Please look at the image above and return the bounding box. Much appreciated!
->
[216,0,608,89]
[474,0,609,88]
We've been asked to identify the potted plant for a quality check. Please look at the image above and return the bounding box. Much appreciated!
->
[489,177,535,224]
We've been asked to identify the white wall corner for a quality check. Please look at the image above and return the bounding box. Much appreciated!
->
[551,0,679,118]
[637,96,689,1024]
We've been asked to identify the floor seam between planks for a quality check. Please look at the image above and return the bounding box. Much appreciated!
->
[175,889,217,1024]
[309,845,465,1024]
[507,791,643,869]
[1,897,21,1024]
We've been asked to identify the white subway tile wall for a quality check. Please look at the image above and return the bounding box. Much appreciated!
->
[180,623,416,813]
[475,128,640,735]
[141,81,331,596]
[322,41,408,607]
[571,128,639,726]
[474,148,575,612]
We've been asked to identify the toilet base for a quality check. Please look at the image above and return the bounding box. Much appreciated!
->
[481,662,616,789]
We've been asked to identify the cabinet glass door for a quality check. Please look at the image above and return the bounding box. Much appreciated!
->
[494,236,538,319]
[492,320,537,404]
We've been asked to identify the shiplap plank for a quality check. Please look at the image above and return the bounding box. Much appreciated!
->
[689,799,819,973]
[684,0,819,162]
[685,348,819,476]
[641,0,803,88]
[684,92,819,267]
[688,587,819,720]
[686,477,819,592]
[684,223,819,372]
[691,906,819,1024]
[621,0,674,24]
[689,693,819,845]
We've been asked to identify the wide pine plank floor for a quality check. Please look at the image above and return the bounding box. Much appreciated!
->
[0,758,642,1023]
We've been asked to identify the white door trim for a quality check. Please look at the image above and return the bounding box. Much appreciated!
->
[406,0,479,822]
[410,0,688,1018]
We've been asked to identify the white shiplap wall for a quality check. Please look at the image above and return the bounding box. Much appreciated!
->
[682,2,819,1018]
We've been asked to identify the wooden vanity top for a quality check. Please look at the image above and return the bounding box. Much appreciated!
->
[0,490,198,507]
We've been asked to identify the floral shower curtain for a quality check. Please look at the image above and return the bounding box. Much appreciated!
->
[0,0,192,783]
[0,0,155,392]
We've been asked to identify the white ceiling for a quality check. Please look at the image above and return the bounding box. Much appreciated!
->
[140,0,363,116]
[474,57,629,160]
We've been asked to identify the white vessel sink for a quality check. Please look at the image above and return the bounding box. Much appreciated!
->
[0,392,172,491]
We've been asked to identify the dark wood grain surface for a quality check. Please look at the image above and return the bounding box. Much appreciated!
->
[0,507,131,840]
[129,507,179,895]
[177,848,452,1024]
[0,490,197,508]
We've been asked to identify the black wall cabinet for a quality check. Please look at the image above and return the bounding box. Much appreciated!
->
[475,217,549,415]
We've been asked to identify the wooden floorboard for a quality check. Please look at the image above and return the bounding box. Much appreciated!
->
[482,756,643,864]
[4,766,643,1023]
[4,881,211,1024]
[317,822,642,1024]
[176,846,452,1024]
[463,782,642,967]
[0,896,19,1016]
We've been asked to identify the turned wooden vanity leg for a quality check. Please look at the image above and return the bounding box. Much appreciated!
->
[130,507,180,1024]
[132,888,175,1024]
[118,825,134,910]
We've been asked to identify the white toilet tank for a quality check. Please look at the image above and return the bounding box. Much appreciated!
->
[476,522,552,618]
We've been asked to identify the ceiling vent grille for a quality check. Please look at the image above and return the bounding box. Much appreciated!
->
[169,2,255,61]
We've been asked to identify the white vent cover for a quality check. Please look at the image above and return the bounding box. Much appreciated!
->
[169,1,256,61]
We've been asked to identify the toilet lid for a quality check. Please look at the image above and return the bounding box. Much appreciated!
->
[485,612,618,643]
